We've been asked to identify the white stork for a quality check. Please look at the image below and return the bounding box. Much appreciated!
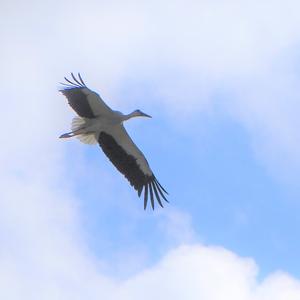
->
[59,73,168,209]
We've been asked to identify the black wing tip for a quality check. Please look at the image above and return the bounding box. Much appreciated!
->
[151,181,164,208]
[59,73,87,90]
[143,183,149,210]
[138,185,143,197]
[141,176,169,210]
[153,177,169,195]
[149,183,155,210]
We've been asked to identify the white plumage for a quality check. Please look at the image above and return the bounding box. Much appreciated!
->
[59,73,168,209]
[71,117,98,144]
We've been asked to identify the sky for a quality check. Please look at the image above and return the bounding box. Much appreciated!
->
[1,0,300,299]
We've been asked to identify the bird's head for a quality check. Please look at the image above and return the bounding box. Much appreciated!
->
[132,109,152,118]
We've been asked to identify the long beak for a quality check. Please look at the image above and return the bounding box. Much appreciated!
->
[141,112,152,118]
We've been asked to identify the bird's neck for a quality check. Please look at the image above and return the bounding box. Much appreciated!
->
[123,112,137,121]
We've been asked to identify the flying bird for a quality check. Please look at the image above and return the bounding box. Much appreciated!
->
[59,73,168,209]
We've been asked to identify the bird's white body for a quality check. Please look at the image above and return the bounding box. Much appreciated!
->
[72,115,152,175]
[59,73,168,209]
[82,114,121,132]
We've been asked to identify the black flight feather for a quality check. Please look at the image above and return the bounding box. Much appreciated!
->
[149,182,154,210]
[144,184,149,210]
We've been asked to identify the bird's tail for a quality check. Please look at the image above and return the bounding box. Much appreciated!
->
[69,116,97,144]
[59,132,74,138]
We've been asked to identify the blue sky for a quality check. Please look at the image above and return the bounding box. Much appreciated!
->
[2,0,300,299]
[76,93,300,279]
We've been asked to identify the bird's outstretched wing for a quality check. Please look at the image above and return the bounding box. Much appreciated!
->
[60,73,113,118]
[98,124,168,209]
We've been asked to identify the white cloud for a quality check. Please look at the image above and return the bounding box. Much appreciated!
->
[116,245,300,300]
